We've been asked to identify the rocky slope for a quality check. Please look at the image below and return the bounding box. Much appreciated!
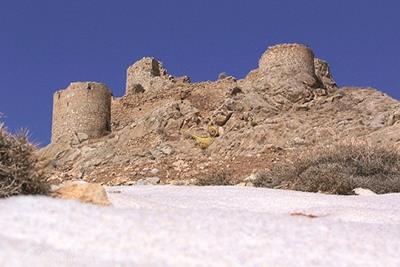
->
[38,43,400,186]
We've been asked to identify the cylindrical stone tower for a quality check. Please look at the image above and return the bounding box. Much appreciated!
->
[51,82,112,143]
[259,43,316,84]
[259,43,315,76]
[258,43,318,102]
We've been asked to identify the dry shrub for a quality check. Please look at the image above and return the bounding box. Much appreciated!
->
[192,135,215,149]
[0,123,49,198]
[196,170,235,186]
[254,142,400,194]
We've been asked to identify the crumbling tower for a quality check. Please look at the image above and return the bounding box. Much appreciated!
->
[51,82,112,143]
[258,43,319,102]
[125,57,173,95]
[314,58,337,90]
[259,43,316,83]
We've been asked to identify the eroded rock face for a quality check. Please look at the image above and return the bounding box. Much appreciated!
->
[40,43,400,186]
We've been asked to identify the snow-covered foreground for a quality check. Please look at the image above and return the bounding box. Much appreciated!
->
[0,186,399,267]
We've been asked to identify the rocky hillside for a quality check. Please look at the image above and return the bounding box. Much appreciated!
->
[38,43,400,186]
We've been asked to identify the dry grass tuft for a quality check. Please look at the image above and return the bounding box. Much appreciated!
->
[0,123,49,198]
[192,135,215,149]
[254,142,400,194]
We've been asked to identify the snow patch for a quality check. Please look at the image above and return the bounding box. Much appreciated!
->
[0,186,399,267]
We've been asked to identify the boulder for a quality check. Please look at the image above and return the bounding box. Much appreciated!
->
[353,188,377,196]
[53,181,111,206]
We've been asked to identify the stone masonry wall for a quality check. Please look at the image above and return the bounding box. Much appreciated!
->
[52,82,112,143]
[259,43,316,85]
[125,57,174,95]
[314,58,337,90]
[258,43,319,102]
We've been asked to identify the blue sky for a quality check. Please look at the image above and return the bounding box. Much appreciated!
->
[1,0,399,145]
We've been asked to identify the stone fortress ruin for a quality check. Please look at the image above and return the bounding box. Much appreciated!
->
[42,42,400,185]
[50,43,336,144]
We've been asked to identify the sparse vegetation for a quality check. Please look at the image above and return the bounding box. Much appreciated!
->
[192,135,215,149]
[196,170,234,186]
[254,142,400,194]
[0,123,49,198]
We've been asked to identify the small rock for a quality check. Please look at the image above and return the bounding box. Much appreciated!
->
[213,112,233,126]
[179,90,191,100]
[150,168,160,175]
[244,173,259,182]
[125,181,136,186]
[218,127,224,136]
[167,179,198,186]
[236,181,254,187]
[293,103,309,111]
[150,149,163,159]
[387,113,400,126]
[187,178,199,185]
[314,88,327,96]
[368,113,387,129]
[292,137,308,146]
[70,132,89,145]
[175,76,191,84]
[76,132,89,143]
[69,169,85,180]
[136,177,161,185]
[160,145,175,155]
[218,72,228,80]
[353,188,377,196]
[167,180,183,185]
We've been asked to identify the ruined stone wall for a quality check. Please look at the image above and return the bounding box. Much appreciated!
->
[259,43,316,85]
[52,82,112,143]
[125,57,174,95]
[314,58,337,90]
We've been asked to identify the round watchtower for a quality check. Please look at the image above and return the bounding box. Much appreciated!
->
[259,43,316,85]
[51,82,112,143]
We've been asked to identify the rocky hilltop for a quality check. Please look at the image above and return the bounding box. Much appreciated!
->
[38,43,400,186]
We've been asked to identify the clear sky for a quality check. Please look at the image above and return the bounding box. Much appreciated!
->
[1,0,399,145]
